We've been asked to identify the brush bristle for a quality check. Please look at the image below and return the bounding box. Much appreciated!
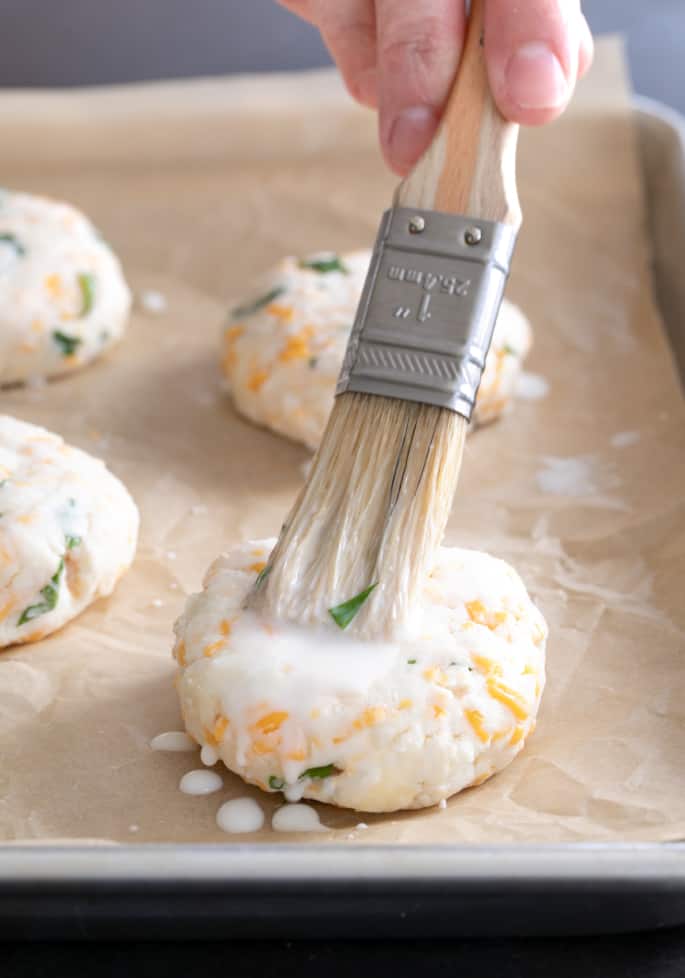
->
[249,391,466,639]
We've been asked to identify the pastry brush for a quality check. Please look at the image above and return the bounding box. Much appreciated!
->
[251,0,521,639]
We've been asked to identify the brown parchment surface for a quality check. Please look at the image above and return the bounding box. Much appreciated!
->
[0,38,683,845]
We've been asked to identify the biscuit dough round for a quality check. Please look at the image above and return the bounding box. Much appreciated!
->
[221,252,532,450]
[0,189,131,386]
[0,415,139,647]
[173,539,547,813]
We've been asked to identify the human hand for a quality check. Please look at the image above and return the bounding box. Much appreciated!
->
[277,1,593,175]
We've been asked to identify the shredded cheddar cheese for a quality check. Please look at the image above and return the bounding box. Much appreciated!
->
[353,706,386,730]
[278,326,315,363]
[247,368,269,392]
[471,654,503,677]
[266,302,295,323]
[486,678,529,721]
[175,640,187,667]
[256,711,289,735]
[212,715,229,743]
[44,273,63,299]
[464,708,490,743]
[203,639,224,658]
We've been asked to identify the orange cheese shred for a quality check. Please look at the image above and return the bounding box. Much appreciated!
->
[486,678,529,721]
[212,715,229,743]
[266,303,295,323]
[44,273,63,299]
[464,708,490,743]
[509,724,527,746]
[353,706,386,730]
[285,749,307,762]
[278,326,314,363]
[203,639,224,658]
[465,600,508,631]
[256,711,289,735]
[175,640,187,667]
[247,368,269,392]
[471,654,503,677]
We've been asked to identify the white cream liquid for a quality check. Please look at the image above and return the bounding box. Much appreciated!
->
[271,803,327,833]
[515,372,549,400]
[200,744,219,766]
[150,731,197,752]
[216,797,265,834]
[179,769,223,795]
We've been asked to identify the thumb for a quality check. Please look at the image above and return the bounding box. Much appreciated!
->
[485,0,585,125]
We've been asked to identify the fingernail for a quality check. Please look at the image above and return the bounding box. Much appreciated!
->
[505,42,568,110]
[386,106,438,172]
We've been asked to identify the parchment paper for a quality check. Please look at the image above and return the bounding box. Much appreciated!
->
[1,39,683,844]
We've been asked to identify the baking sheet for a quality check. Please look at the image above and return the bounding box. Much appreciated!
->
[0,38,683,845]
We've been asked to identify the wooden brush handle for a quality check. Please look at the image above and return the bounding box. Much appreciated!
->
[396,0,520,228]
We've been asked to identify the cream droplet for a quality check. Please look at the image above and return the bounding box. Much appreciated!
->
[150,731,196,752]
[139,289,168,314]
[272,803,326,833]
[200,744,219,767]
[283,781,307,803]
[611,430,640,448]
[216,797,265,834]
[179,769,223,795]
[515,371,549,400]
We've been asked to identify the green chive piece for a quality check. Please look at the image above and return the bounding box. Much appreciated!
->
[65,535,81,550]
[502,344,518,356]
[52,330,82,357]
[231,286,285,318]
[299,255,348,275]
[18,558,64,626]
[329,583,378,629]
[78,272,96,317]
[407,659,417,665]
[300,764,341,781]
[269,775,285,790]
[308,357,318,369]
[0,232,26,257]
[255,565,271,588]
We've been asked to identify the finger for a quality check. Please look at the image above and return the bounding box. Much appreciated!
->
[375,0,466,176]
[276,1,314,22]
[485,0,584,125]
[310,0,378,108]
[578,14,594,79]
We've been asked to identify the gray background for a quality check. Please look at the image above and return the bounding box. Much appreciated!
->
[0,0,683,114]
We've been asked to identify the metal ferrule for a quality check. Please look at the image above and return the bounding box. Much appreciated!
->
[336,206,518,420]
